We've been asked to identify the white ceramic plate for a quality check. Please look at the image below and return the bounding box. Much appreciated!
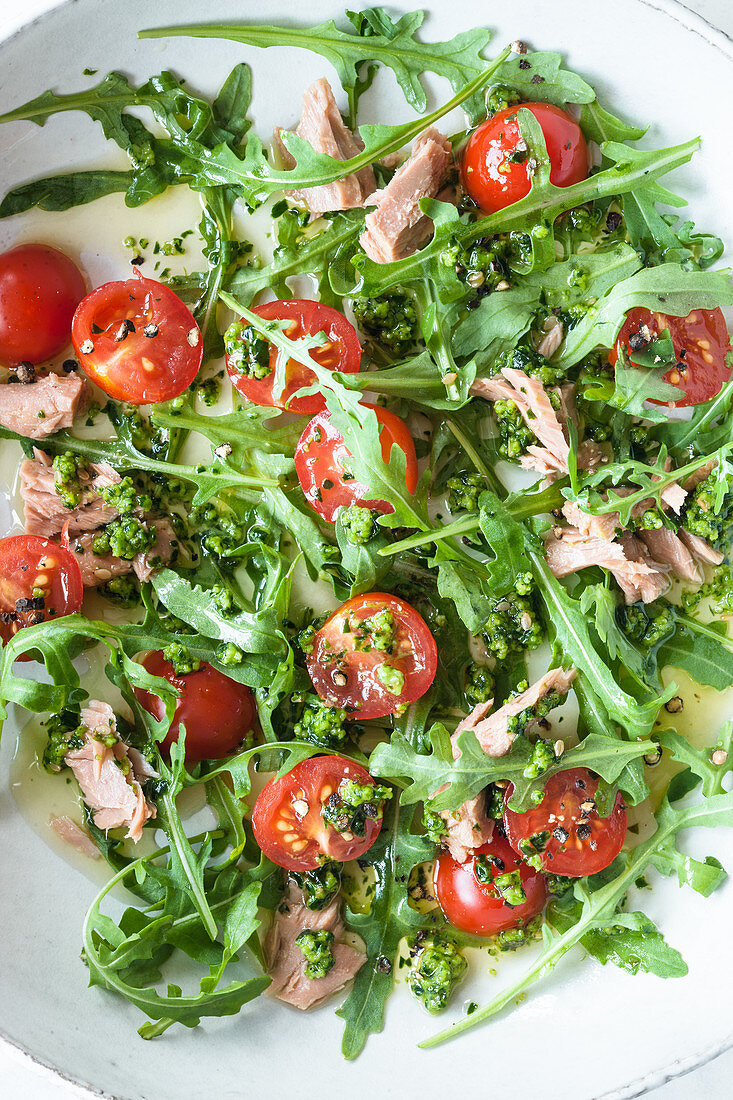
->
[0,1,732,1097]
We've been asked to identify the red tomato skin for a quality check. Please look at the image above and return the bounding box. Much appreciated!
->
[294,404,418,523]
[133,651,256,767]
[71,275,203,404]
[503,767,627,877]
[0,534,83,647]
[226,299,361,414]
[611,306,732,407]
[434,833,547,937]
[0,244,86,365]
[306,592,437,720]
[461,102,589,213]
[252,755,383,871]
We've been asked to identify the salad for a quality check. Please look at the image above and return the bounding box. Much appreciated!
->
[0,5,732,1059]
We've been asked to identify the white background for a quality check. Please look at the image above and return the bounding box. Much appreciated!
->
[0,0,731,1096]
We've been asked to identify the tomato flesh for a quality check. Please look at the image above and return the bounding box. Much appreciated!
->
[611,306,733,407]
[294,404,418,523]
[0,243,86,365]
[252,755,383,871]
[226,299,361,414]
[306,592,437,720]
[133,651,256,766]
[71,274,203,403]
[434,833,547,937]
[0,535,83,647]
[461,102,589,213]
[503,767,627,877]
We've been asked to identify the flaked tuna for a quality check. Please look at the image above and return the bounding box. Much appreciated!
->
[638,527,701,584]
[65,700,156,842]
[471,368,571,478]
[440,793,494,864]
[360,128,452,262]
[49,815,100,859]
[264,883,365,1010]
[274,78,375,215]
[67,517,178,587]
[679,529,724,567]
[20,449,120,536]
[0,373,89,439]
[545,527,670,604]
[561,500,620,542]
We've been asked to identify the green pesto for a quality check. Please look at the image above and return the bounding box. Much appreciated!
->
[447,472,485,514]
[493,398,535,460]
[376,663,405,695]
[409,936,468,1014]
[162,642,201,676]
[52,452,91,508]
[295,929,335,979]
[482,576,543,660]
[352,290,418,355]
[619,602,676,650]
[100,476,152,516]
[217,642,245,666]
[522,737,558,779]
[291,860,342,910]
[681,471,733,546]
[294,698,349,748]
[422,808,448,843]
[340,505,377,545]
[224,319,272,380]
[42,710,84,772]
[464,661,494,705]
[322,776,392,837]
[91,515,155,560]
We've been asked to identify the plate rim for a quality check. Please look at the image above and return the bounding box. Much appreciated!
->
[0,0,731,1096]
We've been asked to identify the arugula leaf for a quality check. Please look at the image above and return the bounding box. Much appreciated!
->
[0,170,132,217]
[140,11,493,119]
[493,51,594,108]
[578,100,646,144]
[658,619,733,691]
[337,798,435,1058]
[370,725,653,813]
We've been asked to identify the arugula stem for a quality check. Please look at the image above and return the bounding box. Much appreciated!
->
[574,446,732,516]
[159,793,218,939]
[678,614,733,651]
[666,377,733,452]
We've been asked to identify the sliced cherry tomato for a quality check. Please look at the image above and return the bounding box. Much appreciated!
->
[252,755,384,871]
[133,651,256,767]
[503,767,627,877]
[461,102,589,213]
[434,832,547,937]
[0,243,85,365]
[71,274,203,403]
[294,404,418,523]
[306,592,437,720]
[610,306,732,407]
[0,535,83,647]
[225,299,361,414]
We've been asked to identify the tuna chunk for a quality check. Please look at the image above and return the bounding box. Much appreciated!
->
[536,317,564,359]
[679,529,724,567]
[545,527,670,604]
[66,517,178,587]
[264,883,365,1010]
[440,793,493,864]
[49,815,100,859]
[638,527,701,584]
[471,368,571,479]
[0,373,89,439]
[20,449,120,536]
[65,700,156,842]
[360,127,452,262]
[274,78,375,216]
[562,500,619,542]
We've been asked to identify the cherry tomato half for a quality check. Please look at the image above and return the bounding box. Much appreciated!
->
[252,755,384,871]
[294,404,418,523]
[0,535,83,647]
[610,306,733,407]
[226,299,361,414]
[461,102,589,214]
[434,832,547,937]
[503,767,627,877]
[71,274,203,403]
[306,592,437,720]
[133,651,257,767]
[0,243,86,365]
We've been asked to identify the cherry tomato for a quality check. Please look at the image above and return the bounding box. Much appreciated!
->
[0,535,83,647]
[610,306,732,407]
[306,592,437,720]
[434,833,547,937]
[294,404,418,523]
[461,102,589,213]
[503,767,627,877]
[133,651,256,767]
[225,299,361,414]
[71,274,203,404]
[252,755,384,871]
[0,243,85,365]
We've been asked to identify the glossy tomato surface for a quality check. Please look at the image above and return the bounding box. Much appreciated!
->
[461,102,589,213]
[294,404,418,523]
[71,274,202,403]
[226,299,361,414]
[504,767,627,877]
[252,755,383,871]
[134,651,256,767]
[306,592,437,720]
[0,535,83,647]
[434,833,547,937]
[611,305,732,407]
[0,243,85,365]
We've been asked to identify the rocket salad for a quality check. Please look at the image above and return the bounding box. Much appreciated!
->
[0,5,732,1059]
